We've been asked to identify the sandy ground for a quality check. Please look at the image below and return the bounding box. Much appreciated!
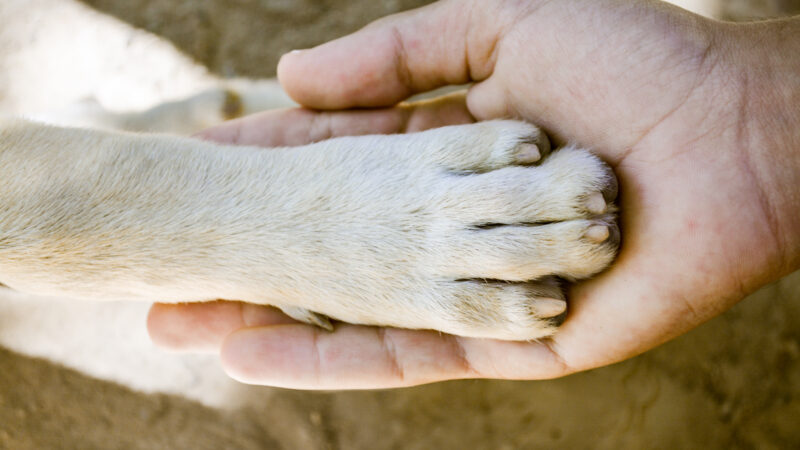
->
[2,0,800,449]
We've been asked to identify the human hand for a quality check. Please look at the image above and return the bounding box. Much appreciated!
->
[148,0,800,388]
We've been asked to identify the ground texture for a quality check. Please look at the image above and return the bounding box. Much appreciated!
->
[1,0,800,449]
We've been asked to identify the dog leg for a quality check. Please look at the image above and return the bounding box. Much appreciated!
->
[0,119,618,340]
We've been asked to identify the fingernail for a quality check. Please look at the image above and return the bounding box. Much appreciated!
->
[279,49,306,62]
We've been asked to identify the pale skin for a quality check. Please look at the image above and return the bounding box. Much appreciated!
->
[147,0,800,389]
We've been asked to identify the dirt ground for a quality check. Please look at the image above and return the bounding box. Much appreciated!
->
[1,0,800,449]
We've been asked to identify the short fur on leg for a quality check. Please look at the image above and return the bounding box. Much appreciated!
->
[0,119,618,340]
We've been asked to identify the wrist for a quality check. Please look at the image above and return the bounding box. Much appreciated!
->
[717,18,800,274]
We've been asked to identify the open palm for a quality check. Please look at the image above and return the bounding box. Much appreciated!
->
[148,0,800,388]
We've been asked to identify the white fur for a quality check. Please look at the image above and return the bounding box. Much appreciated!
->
[0,0,647,404]
[0,290,263,407]
[32,80,296,134]
[0,0,780,408]
[0,119,617,340]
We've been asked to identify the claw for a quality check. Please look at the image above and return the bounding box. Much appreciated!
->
[515,143,542,164]
[533,298,567,318]
[585,225,610,243]
[585,192,607,214]
[279,306,334,331]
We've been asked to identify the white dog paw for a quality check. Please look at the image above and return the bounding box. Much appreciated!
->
[407,121,619,339]
[416,276,568,340]
[276,120,619,340]
[0,119,616,341]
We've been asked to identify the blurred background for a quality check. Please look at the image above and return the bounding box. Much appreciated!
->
[0,0,799,448]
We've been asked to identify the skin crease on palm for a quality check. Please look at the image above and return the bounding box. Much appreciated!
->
[146,0,800,389]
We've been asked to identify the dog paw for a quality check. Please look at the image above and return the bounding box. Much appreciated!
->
[404,121,619,339]
[0,119,616,342]
[273,120,619,340]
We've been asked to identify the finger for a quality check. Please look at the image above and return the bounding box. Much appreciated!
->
[277,0,513,109]
[219,323,570,389]
[220,324,475,389]
[147,301,297,353]
[197,91,473,147]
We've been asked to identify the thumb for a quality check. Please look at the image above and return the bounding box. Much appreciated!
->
[277,0,511,109]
